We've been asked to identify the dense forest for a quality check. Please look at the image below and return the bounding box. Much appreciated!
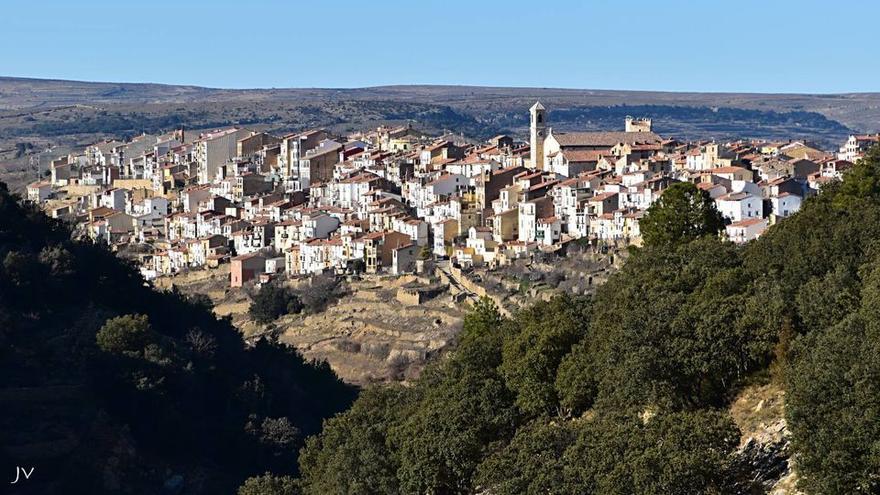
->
[0,183,355,494]
[296,147,880,494]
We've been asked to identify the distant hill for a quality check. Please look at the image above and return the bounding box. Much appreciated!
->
[1,77,878,131]
[2,76,878,185]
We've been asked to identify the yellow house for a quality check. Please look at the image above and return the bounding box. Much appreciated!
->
[492,208,519,242]
[707,166,754,182]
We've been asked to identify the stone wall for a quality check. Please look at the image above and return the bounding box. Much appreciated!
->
[438,264,511,317]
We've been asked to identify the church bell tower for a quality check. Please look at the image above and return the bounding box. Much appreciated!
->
[530,102,546,170]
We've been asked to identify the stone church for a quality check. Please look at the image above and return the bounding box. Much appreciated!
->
[528,101,659,173]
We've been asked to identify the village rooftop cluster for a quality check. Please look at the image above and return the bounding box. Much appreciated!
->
[25,103,880,287]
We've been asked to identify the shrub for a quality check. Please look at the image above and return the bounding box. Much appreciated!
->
[96,314,156,355]
[249,283,302,324]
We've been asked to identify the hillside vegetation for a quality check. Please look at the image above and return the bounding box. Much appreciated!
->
[296,147,880,494]
[4,137,880,492]
[0,183,355,494]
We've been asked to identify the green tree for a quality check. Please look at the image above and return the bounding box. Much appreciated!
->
[576,237,774,410]
[391,366,518,494]
[457,297,505,362]
[0,181,355,493]
[555,339,600,416]
[832,145,880,206]
[477,411,738,495]
[562,411,739,494]
[418,245,432,260]
[640,181,725,247]
[246,416,301,459]
[475,420,576,495]
[96,314,156,355]
[742,144,880,336]
[787,314,880,493]
[786,256,880,493]
[389,297,520,494]
[300,298,513,495]
[299,386,412,495]
[500,295,591,416]
[238,473,300,495]
[794,264,860,333]
[249,283,302,324]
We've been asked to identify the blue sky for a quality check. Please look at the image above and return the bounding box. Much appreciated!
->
[2,0,877,93]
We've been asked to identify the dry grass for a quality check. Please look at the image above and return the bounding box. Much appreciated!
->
[278,275,464,385]
[159,268,466,385]
[730,380,786,444]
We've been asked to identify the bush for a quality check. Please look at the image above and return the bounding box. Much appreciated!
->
[238,473,300,495]
[96,314,156,355]
[298,274,344,313]
[249,283,302,324]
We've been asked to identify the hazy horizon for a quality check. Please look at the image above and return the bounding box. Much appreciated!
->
[3,0,879,94]
[4,74,879,97]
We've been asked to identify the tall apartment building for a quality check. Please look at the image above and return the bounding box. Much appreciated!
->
[194,128,250,184]
[278,129,330,189]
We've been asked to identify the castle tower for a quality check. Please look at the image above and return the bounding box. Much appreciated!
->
[625,116,652,133]
[530,101,546,170]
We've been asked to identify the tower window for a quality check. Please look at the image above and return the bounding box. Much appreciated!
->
[537,114,543,124]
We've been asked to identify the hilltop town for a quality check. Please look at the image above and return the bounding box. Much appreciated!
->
[22,103,879,293]
[5,0,880,490]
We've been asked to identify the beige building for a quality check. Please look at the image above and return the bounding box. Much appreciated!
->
[194,128,250,184]
[300,140,343,188]
[625,116,653,133]
[27,181,52,203]
[279,129,329,183]
[529,101,546,170]
[492,207,519,242]
[237,132,281,158]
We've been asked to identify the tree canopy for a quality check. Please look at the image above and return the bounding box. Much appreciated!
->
[297,146,880,495]
[250,282,303,324]
[0,182,355,494]
[299,283,751,493]
[640,181,725,247]
[8,144,880,495]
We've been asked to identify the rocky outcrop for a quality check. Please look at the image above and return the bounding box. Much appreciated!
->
[734,419,796,494]
[729,382,801,495]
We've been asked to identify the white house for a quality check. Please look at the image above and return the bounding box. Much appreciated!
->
[99,188,127,211]
[715,191,762,222]
[193,128,250,184]
[770,193,802,219]
[445,160,501,184]
[27,181,52,203]
[726,218,768,244]
[535,216,561,246]
[393,217,429,246]
[406,173,467,210]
